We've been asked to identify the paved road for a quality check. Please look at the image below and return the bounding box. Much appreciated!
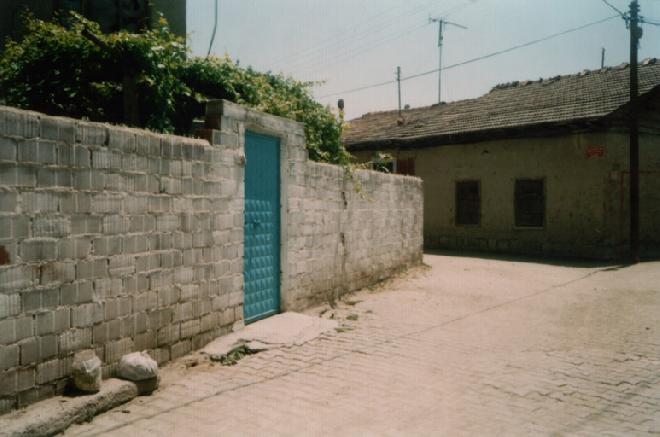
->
[67,253,660,436]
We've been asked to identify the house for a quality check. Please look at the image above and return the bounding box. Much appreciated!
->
[0,0,186,47]
[345,60,660,259]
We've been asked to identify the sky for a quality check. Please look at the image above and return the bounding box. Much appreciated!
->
[186,0,660,120]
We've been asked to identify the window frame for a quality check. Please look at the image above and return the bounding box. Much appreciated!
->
[513,178,546,229]
[455,180,481,227]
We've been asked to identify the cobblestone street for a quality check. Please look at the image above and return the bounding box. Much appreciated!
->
[66,253,660,436]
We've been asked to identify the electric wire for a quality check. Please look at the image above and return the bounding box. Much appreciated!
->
[600,0,627,17]
[295,22,430,79]
[206,0,218,57]
[318,14,619,99]
[274,0,476,73]
[276,1,444,72]
[291,0,477,78]
[641,17,660,24]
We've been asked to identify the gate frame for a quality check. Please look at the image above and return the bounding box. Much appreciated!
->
[203,100,308,323]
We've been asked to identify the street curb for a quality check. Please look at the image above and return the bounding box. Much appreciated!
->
[0,379,138,437]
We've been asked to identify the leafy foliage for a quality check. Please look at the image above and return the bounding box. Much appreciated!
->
[0,13,347,164]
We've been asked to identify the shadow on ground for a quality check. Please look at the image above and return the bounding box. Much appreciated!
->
[423,248,637,269]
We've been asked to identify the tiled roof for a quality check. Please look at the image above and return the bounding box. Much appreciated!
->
[344,60,660,149]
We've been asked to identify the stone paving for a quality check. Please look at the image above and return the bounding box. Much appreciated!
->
[66,253,660,436]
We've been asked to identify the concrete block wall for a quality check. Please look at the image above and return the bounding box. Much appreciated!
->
[0,101,423,412]
[209,100,424,312]
[285,163,423,309]
[0,106,244,412]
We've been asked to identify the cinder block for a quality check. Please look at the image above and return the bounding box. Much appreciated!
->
[0,368,17,395]
[0,294,20,319]
[58,328,92,355]
[180,319,200,339]
[12,216,29,239]
[18,139,57,165]
[40,261,76,285]
[14,316,33,342]
[0,191,17,212]
[40,115,75,144]
[0,344,19,371]
[58,237,91,259]
[75,122,107,146]
[70,215,102,235]
[22,191,58,213]
[16,367,35,392]
[93,236,123,256]
[91,149,121,170]
[73,145,91,168]
[134,312,148,334]
[0,136,17,162]
[170,339,191,360]
[0,265,37,293]
[0,217,10,239]
[104,337,133,363]
[36,308,70,335]
[20,238,57,261]
[108,255,135,277]
[108,127,136,152]
[3,108,40,138]
[33,216,71,238]
[37,168,72,188]
[36,359,59,384]
[75,259,108,281]
[103,299,118,321]
[71,303,102,327]
[57,142,73,166]
[0,165,37,187]
[39,335,58,360]
[91,193,123,214]
[134,331,157,351]
[93,278,122,300]
[19,337,39,365]
[102,215,129,235]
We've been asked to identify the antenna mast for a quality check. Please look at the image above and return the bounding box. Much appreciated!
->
[429,17,467,104]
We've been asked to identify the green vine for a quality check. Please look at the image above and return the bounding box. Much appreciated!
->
[0,12,349,165]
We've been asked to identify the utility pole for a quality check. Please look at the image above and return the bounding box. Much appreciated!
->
[628,0,641,263]
[601,47,606,68]
[396,66,402,116]
[429,17,466,104]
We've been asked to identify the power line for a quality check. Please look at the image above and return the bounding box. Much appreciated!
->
[295,22,429,79]
[402,15,618,82]
[269,0,441,71]
[641,17,660,25]
[318,14,618,99]
[275,0,477,74]
[293,0,479,79]
[207,0,219,57]
[600,0,627,18]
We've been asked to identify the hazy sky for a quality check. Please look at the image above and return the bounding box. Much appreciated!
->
[187,0,660,120]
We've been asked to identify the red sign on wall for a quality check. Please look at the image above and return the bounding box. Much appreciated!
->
[586,146,605,158]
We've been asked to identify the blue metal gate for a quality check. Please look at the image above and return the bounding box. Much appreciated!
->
[243,131,281,323]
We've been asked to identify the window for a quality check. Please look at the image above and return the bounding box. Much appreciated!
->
[515,179,545,227]
[455,181,480,225]
[396,157,415,176]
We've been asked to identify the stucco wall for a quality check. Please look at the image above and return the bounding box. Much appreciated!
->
[352,131,660,259]
[0,102,423,411]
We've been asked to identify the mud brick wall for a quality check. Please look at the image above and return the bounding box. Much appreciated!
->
[0,106,244,412]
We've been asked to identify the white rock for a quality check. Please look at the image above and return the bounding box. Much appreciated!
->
[71,350,102,392]
[117,351,158,381]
